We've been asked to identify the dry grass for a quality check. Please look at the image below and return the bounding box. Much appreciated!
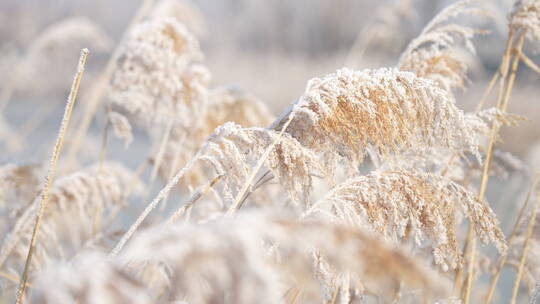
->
[2,0,540,303]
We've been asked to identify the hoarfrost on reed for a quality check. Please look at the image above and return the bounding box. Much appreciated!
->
[398,0,485,91]
[307,170,506,271]
[508,209,540,294]
[0,162,142,272]
[33,252,152,304]
[109,17,209,129]
[4,0,540,302]
[272,67,483,171]
[115,212,448,303]
[510,0,540,45]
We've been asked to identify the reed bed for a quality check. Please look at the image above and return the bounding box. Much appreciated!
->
[1,0,540,303]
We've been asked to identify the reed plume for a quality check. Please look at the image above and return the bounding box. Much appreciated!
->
[109,17,209,129]
[0,163,142,273]
[117,212,448,303]
[193,122,321,205]
[398,0,485,92]
[3,1,540,303]
[272,67,483,173]
[33,252,152,304]
[510,0,540,45]
[306,170,506,271]
[157,86,274,186]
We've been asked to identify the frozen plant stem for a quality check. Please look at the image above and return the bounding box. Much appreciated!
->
[463,31,524,304]
[485,175,540,304]
[510,183,540,304]
[15,48,89,304]
[167,174,223,224]
[474,71,499,113]
[109,153,200,257]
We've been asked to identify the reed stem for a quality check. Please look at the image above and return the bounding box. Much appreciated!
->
[15,48,88,304]
[510,186,540,304]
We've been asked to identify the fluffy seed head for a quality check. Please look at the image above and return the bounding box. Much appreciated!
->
[307,170,506,271]
[272,67,483,171]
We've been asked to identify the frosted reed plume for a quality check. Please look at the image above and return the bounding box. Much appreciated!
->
[195,122,322,206]
[4,0,540,302]
[109,17,208,129]
[109,16,211,182]
[157,86,274,186]
[128,65,493,226]
[272,67,483,173]
[33,252,152,304]
[510,0,540,45]
[0,163,142,272]
[115,212,448,303]
[307,170,506,271]
[205,87,275,133]
[398,0,486,92]
[379,107,524,176]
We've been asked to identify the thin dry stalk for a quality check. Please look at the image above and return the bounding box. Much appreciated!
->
[462,32,525,304]
[167,174,222,224]
[518,51,540,75]
[474,71,500,113]
[110,152,201,257]
[484,175,540,304]
[510,188,540,304]
[15,48,88,304]
[0,271,21,286]
[501,34,526,111]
